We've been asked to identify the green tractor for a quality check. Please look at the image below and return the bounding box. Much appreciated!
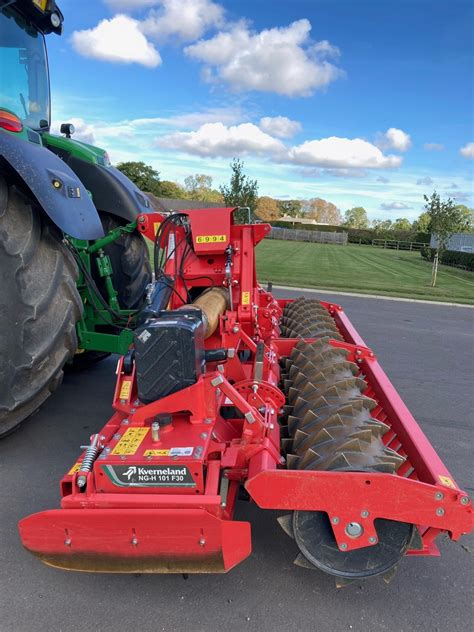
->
[0,0,154,436]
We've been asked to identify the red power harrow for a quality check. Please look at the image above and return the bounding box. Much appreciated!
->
[19,208,473,584]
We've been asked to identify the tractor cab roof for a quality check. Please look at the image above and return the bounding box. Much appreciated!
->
[0,0,63,35]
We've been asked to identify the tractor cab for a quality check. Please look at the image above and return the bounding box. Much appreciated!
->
[0,0,62,134]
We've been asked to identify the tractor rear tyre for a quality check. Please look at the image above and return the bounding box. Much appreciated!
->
[0,178,82,437]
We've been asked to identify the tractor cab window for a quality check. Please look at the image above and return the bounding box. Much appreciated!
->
[0,9,50,130]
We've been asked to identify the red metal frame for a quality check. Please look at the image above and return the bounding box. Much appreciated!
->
[19,208,473,573]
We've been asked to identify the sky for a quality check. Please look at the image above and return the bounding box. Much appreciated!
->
[47,0,474,221]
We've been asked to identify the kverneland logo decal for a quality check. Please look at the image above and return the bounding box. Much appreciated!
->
[103,464,196,487]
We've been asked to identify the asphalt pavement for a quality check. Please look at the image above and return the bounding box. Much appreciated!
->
[1,290,473,632]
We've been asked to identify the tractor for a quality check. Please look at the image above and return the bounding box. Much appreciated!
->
[0,0,153,436]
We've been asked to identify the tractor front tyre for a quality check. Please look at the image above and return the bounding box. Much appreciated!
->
[0,178,82,437]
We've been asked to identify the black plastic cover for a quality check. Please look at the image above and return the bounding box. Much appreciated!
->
[134,310,205,403]
[64,155,151,223]
[0,129,104,239]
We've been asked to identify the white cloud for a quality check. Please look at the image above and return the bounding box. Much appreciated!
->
[132,106,244,128]
[157,122,285,158]
[416,176,433,186]
[380,201,411,210]
[312,40,340,58]
[376,176,390,183]
[185,19,343,97]
[376,128,412,152]
[259,116,301,139]
[71,15,161,67]
[105,0,159,9]
[140,0,224,42]
[424,142,444,151]
[288,136,402,169]
[460,142,474,159]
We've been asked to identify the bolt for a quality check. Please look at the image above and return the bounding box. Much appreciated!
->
[77,475,86,488]
[227,348,235,358]
[131,408,136,414]
[138,216,145,223]
[332,517,340,524]
[435,491,444,501]
[460,496,470,506]
[211,375,224,387]
[151,421,160,442]
[120,455,127,460]
[113,433,121,440]
[103,446,111,453]
[120,399,126,405]
[232,326,239,333]
[204,418,212,424]
[199,538,206,547]
[436,507,445,516]
[361,510,369,518]
[200,432,208,439]
[64,538,72,546]
[131,537,138,546]
[369,536,377,544]
[121,418,129,425]
[269,424,274,430]
[356,349,362,355]
[134,399,140,406]
[340,543,347,550]
[345,522,364,538]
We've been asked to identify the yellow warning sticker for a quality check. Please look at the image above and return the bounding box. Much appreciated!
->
[438,475,456,489]
[144,449,170,457]
[119,380,132,400]
[241,291,250,305]
[196,235,227,244]
[112,428,149,455]
[153,222,161,235]
[68,462,82,475]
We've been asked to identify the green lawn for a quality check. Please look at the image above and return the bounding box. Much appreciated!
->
[256,240,474,304]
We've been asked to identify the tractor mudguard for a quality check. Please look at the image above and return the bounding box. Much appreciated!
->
[65,155,151,223]
[0,130,104,240]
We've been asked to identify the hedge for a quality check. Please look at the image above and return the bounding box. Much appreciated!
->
[270,222,430,245]
[421,246,474,271]
[270,221,344,233]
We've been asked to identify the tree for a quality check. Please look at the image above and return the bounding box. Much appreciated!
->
[424,191,471,286]
[183,174,223,203]
[412,211,431,233]
[278,199,302,218]
[455,205,474,231]
[255,196,280,221]
[116,161,162,196]
[371,219,392,231]
[343,206,369,228]
[220,159,259,223]
[158,180,186,198]
[392,217,412,231]
[304,198,342,225]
